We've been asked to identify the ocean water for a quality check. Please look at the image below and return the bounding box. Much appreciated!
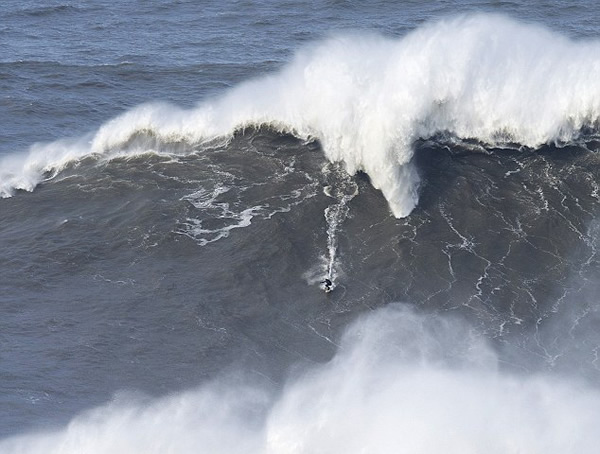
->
[2,0,600,452]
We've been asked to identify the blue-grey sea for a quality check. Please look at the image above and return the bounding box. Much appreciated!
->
[2,1,600,451]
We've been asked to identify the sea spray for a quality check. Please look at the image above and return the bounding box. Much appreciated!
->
[3,305,600,453]
[2,14,600,217]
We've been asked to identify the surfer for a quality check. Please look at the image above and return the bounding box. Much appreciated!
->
[321,278,333,293]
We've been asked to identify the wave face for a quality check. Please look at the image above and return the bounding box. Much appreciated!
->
[2,14,600,217]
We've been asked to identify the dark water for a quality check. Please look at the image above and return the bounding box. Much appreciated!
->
[2,1,600,451]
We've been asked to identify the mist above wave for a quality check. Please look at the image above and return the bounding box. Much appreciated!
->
[2,14,599,217]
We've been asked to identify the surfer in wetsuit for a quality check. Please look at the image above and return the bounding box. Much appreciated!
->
[322,278,333,292]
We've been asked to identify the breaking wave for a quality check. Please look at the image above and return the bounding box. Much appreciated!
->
[2,14,599,217]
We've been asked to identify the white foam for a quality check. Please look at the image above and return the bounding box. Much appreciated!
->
[2,14,600,217]
[3,305,600,453]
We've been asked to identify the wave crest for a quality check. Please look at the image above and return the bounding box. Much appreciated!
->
[2,14,600,217]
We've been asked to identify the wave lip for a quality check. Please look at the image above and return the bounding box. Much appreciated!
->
[2,14,600,216]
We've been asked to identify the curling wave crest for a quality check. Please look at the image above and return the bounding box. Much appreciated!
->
[2,14,600,217]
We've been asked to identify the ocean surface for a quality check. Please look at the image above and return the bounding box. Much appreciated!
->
[2,1,600,452]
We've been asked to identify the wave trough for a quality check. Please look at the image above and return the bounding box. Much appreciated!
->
[2,14,599,217]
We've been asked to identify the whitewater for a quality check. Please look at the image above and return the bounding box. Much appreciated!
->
[3,306,600,453]
[2,14,599,217]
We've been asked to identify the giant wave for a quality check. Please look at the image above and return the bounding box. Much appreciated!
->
[1,14,599,217]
